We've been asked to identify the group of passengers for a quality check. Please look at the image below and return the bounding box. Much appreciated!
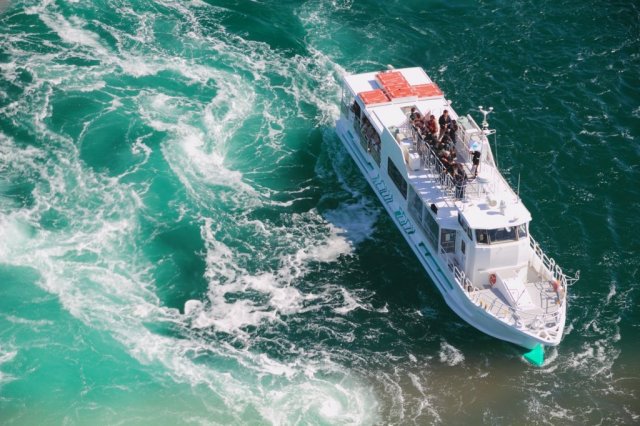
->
[409,108,470,199]
[410,108,458,146]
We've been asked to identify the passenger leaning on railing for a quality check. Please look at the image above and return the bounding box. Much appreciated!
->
[413,116,425,134]
[441,153,454,175]
[448,119,458,141]
[454,163,468,199]
[440,132,454,151]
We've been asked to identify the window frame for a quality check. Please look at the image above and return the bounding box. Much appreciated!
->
[457,214,473,240]
[440,228,456,253]
[387,158,407,199]
[475,224,528,245]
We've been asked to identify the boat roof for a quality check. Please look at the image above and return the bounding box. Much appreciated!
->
[343,67,532,230]
[344,68,451,134]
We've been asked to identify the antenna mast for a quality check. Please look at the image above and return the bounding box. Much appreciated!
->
[478,105,494,132]
[478,105,497,168]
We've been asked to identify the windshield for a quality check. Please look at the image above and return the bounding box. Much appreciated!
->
[475,224,527,245]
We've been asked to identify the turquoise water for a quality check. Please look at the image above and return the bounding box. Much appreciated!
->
[1,0,638,424]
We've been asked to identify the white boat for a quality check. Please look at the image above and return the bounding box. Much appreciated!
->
[335,67,579,363]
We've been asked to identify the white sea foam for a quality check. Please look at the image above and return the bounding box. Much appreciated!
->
[0,1,385,423]
[136,72,260,205]
[407,372,441,423]
[0,346,17,387]
[438,342,465,366]
[2,189,376,421]
[294,224,353,263]
[37,12,106,52]
[193,213,364,336]
[324,200,380,245]
[2,314,54,327]
[605,282,616,304]
[539,346,559,371]
[0,215,33,259]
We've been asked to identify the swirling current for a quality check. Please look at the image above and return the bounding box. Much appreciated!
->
[0,1,639,424]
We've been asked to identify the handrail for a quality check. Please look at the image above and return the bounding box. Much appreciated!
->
[528,234,580,295]
[402,123,460,198]
[402,122,492,201]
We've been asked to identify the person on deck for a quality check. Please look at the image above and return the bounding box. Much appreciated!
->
[438,109,452,140]
[441,132,453,151]
[409,107,420,121]
[448,119,458,141]
[427,115,438,136]
[413,119,426,139]
[471,150,481,177]
[454,163,468,199]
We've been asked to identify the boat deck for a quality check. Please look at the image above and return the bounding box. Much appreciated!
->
[469,265,560,328]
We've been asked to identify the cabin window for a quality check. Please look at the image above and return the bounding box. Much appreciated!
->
[351,100,361,118]
[517,223,528,239]
[489,227,517,242]
[408,187,423,222]
[461,239,466,254]
[457,214,472,240]
[421,206,439,249]
[441,229,456,253]
[409,187,439,249]
[475,227,518,245]
[387,158,407,199]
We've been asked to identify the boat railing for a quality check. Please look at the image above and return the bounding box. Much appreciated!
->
[404,118,525,205]
[402,123,457,198]
[402,122,490,201]
[398,114,524,206]
[438,245,564,339]
[420,141,456,198]
[455,117,527,205]
[528,235,579,299]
